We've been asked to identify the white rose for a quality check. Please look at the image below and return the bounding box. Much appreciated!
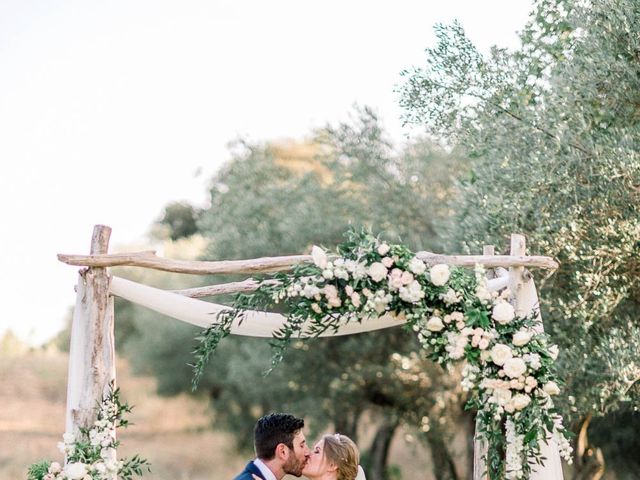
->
[311,245,328,269]
[543,381,561,396]
[381,256,394,268]
[368,262,388,282]
[493,388,512,406]
[475,285,492,302]
[322,269,334,280]
[478,338,490,350]
[64,462,88,479]
[400,280,425,303]
[327,296,342,308]
[524,353,542,370]
[426,316,445,332]
[448,347,465,359]
[490,343,513,366]
[351,292,361,308]
[48,462,62,474]
[401,270,414,285]
[440,288,462,305]
[377,243,390,255]
[388,269,405,290]
[548,345,560,360]
[492,302,515,324]
[512,330,533,347]
[503,357,527,379]
[461,326,474,337]
[511,393,532,411]
[408,257,426,275]
[429,264,450,286]
[323,284,339,299]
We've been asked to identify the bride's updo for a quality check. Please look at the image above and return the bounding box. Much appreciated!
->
[321,433,360,480]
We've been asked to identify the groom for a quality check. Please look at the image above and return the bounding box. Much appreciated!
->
[233,412,310,480]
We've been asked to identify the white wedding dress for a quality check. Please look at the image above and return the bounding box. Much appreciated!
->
[355,465,367,480]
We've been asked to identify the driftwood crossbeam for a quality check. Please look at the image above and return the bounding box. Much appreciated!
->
[58,243,557,299]
[58,249,559,273]
[59,225,562,480]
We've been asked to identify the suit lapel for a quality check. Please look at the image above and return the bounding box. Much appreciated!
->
[247,461,265,480]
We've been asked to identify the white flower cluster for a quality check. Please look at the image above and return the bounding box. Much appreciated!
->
[474,264,493,303]
[505,419,525,479]
[461,364,481,391]
[358,289,389,313]
[439,288,462,305]
[311,245,367,281]
[48,397,123,480]
[553,413,574,463]
[412,261,570,475]
[292,245,450,316]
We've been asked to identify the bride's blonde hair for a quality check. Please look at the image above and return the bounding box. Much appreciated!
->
[321,433,359,480]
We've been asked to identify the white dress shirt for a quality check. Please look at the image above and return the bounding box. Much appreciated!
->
[253,458,277,480]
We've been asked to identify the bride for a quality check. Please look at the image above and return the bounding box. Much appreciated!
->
[302,433,366,480]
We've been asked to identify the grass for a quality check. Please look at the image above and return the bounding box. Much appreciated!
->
[0,349,246,479]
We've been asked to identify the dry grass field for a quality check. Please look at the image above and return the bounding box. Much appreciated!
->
[1,348,250,480]
[0,347,439,480]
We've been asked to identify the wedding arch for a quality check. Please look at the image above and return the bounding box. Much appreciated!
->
[56,224,569,479]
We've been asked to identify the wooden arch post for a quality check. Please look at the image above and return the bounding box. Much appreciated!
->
[472,234,564,479]
[64,225,116,440]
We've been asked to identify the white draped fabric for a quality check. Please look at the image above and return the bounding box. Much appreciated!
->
[110,275,510,337]
[110,276,406,337]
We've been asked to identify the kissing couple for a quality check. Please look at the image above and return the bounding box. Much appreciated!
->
[233,412,366,480]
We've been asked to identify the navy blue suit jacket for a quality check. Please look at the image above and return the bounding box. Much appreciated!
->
[233,461,266,480]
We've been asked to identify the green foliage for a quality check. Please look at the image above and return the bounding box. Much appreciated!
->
[27,461,50,480]
[156,201,200,241]
[191,308,237,390]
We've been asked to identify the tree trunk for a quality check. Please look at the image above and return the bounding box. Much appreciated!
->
[334,409,362,444]
[367,416,399,480]
[572,413,605,480]
[425,430,460,480]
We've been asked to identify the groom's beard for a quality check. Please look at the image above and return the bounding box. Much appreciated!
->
[283,455,306,477]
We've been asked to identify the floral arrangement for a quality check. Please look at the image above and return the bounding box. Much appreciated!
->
[28,385,149,480]
[192,229,573,479]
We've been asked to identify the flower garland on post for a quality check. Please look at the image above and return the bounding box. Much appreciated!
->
[28,385,150,480]
[192,230,573,479]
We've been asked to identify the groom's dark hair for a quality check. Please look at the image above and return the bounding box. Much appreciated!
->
[254,412,305,460]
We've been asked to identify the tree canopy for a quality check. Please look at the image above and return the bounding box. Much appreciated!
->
[399,0,640,475]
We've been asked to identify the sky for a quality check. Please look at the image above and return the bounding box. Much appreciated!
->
[0,0,533,345]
